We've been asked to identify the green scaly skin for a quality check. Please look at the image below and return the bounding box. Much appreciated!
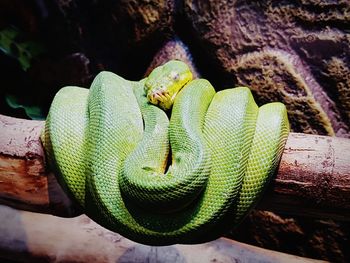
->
[43,60,290,245]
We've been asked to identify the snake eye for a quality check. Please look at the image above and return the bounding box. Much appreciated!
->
[170,71,180,81]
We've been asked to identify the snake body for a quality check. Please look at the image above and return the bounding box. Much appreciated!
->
[43,60,289,245]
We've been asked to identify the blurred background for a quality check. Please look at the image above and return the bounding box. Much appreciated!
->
[0,0,349,261]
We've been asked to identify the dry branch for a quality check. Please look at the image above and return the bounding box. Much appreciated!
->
[0,205,325,262]
[0,114,350,220]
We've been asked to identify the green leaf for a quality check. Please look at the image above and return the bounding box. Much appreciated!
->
[5,94,45,120]
[0,26,45,71]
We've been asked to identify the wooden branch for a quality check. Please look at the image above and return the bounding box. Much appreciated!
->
[259,133,350,221]
[0,205,325,263]
[0,115,77,217]
[0,114,350,220]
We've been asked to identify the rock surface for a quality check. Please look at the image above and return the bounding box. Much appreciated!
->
[184,0,350,137]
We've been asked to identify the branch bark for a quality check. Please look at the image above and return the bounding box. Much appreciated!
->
[0,114,350,220]
[0,205,325,262]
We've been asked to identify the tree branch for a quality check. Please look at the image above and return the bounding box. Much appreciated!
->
[0,205,325,262]
[0,114,349,220]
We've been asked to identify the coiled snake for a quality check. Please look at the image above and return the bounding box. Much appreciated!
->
[42,60,289,245]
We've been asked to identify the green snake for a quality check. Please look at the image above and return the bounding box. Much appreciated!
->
[42,60,289,246]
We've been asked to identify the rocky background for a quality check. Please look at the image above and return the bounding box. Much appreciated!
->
[0,0,349,262]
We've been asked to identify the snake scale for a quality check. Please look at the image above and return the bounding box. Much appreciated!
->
[42,60,289,245]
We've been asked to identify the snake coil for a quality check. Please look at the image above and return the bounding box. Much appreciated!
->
[43,60,289,245]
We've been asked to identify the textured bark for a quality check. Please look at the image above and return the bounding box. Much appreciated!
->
[0,115,77,217]
[259,133,350,221]
[0,114,349,221]
[0,205,325,263]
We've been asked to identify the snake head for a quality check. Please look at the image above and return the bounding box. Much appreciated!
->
[145,60,193,110]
